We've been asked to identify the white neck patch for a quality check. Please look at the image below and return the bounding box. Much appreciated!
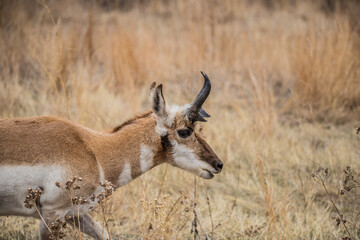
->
[97,162,105,183]
[118,163,132,187]
[140,144,154,172]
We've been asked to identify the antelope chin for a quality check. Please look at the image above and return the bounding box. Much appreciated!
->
[199,169,215,179]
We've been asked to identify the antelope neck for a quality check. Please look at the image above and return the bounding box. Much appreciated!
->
[94,114,169,188]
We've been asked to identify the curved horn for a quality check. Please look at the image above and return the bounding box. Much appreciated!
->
[190,71,211,112]
[187,71,211,123]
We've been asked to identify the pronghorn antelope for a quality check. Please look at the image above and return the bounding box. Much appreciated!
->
[0,72,223,239]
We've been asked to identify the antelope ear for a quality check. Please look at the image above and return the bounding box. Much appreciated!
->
[152,84,167,118]
[149,82,156,95]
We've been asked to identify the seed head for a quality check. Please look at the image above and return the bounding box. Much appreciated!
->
[24,187,43,209]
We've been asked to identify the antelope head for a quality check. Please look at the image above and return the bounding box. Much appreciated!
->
[150,72,223,179]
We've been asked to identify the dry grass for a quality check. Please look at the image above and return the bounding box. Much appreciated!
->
[1,0,360,239]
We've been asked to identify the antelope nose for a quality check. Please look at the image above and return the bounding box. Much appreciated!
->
[217,162,223,170]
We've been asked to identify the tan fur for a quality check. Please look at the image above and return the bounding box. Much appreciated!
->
[86,112,171,183]
[0,109,220,191]
[0,116,100,194]
[0,79,222,240]
[0,113,168,188]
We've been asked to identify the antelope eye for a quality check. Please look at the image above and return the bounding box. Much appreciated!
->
[177,128,193,138]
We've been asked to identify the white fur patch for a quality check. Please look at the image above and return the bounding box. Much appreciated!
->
[154,104,189,136]
[165,104,189,127]
[97,162,105,183]
[140,144,154,172]
[118,163,132,187]
[155,123,168,136]
[171,140,215,176]
[0,165,66,216]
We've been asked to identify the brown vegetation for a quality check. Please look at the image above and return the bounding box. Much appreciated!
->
[1,0,360,239]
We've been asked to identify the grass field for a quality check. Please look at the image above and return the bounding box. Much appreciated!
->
[1,0,360,239]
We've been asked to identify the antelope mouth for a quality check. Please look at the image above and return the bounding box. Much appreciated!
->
[201,169,219,179]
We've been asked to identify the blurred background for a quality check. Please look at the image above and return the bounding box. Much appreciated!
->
[0,0,360,239]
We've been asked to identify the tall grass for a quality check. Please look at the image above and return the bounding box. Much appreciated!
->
[1,0,360,239]
[289,14,360,123]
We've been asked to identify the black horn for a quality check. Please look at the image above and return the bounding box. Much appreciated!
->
[187,71,211,123]
[200,108,211,118]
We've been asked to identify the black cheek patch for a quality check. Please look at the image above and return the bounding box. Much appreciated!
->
[161,134,172,150]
